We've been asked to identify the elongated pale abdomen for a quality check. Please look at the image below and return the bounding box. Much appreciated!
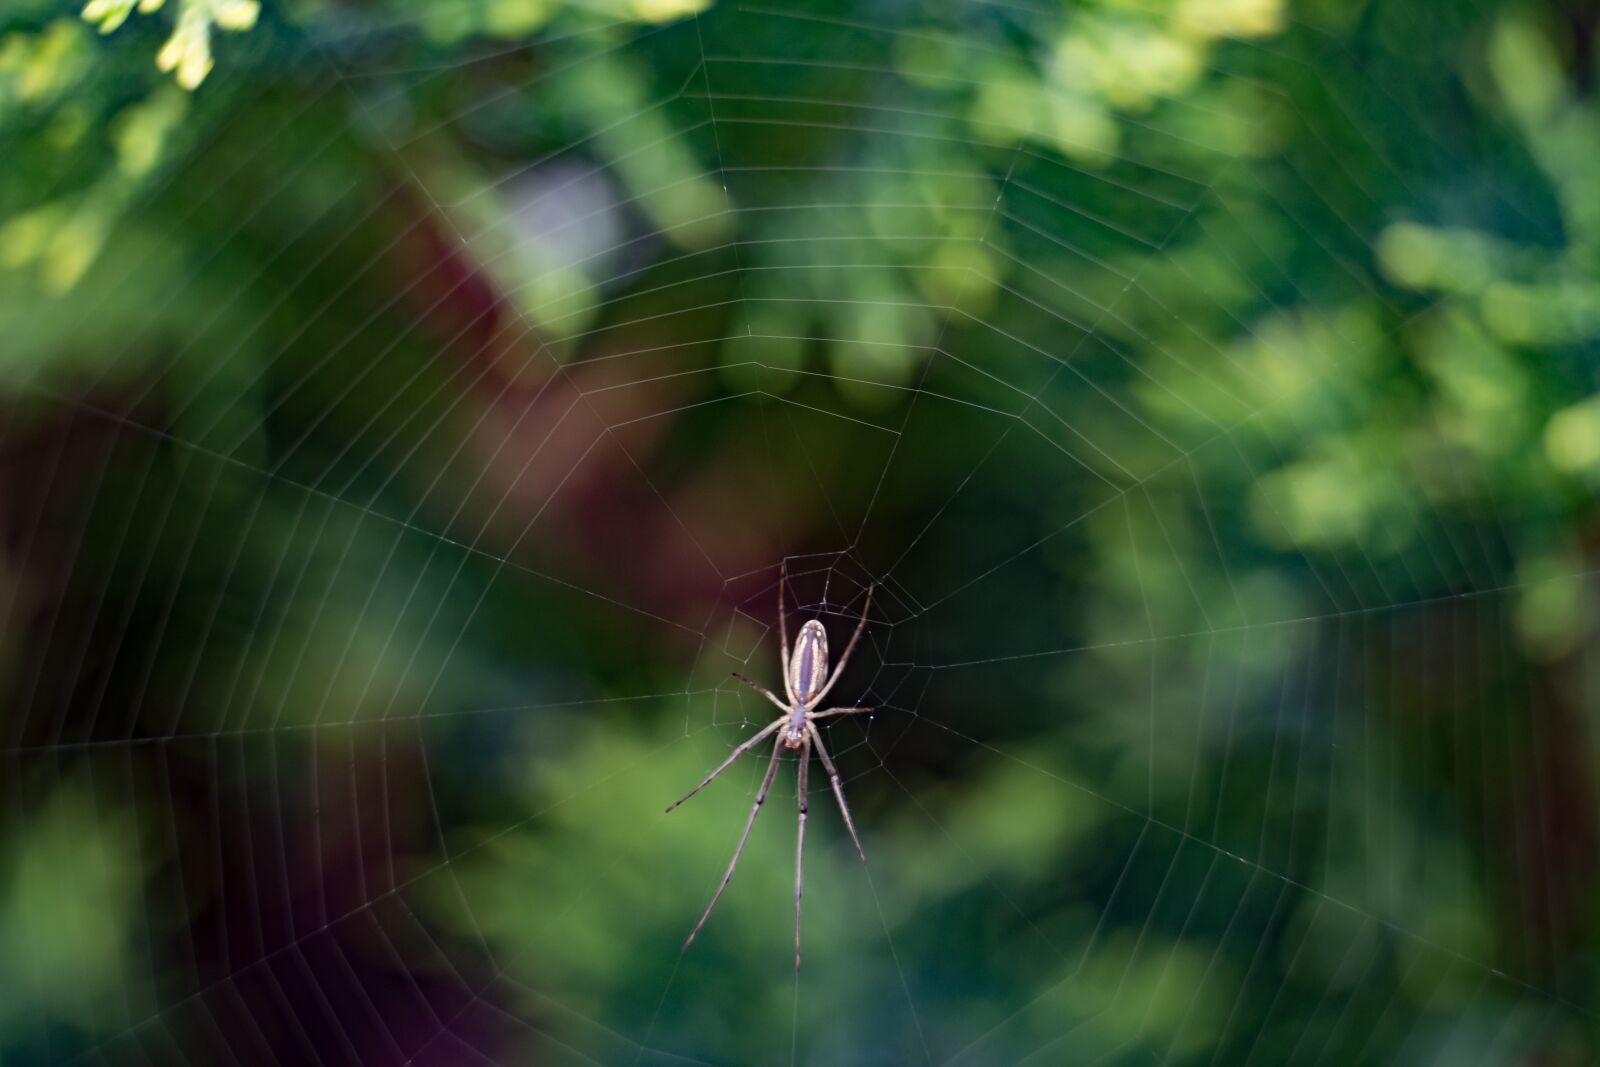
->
[789,620,829,705]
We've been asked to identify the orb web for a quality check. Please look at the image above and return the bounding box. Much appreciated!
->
[1,1,1592,1064]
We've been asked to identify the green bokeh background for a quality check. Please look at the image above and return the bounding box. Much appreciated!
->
[4,0,1600,1063]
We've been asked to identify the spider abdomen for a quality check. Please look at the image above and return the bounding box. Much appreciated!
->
[789,619,829,704]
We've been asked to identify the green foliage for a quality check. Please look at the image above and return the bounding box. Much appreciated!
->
[0,782,149,1043]
[83,0,260,89]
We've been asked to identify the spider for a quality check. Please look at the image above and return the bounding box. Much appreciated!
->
[667,562,876,969]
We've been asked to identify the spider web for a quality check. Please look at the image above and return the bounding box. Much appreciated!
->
[2,0,1594,1064]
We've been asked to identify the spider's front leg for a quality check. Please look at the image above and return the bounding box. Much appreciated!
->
[666,717,783,813]
[794,733,810,970]
[808,722,866,861]
[683,733,786,950]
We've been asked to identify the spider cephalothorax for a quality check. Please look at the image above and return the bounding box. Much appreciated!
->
[666,563,875,969]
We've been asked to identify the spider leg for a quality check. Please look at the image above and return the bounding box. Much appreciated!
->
[794,733,809,970]
[683,734,785,950]
[778,560,795,703]
[811,584,873,706]
[807,723,866,862]
[665,717,783,813]
[730,673,790,715]
[808,706,876,721]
